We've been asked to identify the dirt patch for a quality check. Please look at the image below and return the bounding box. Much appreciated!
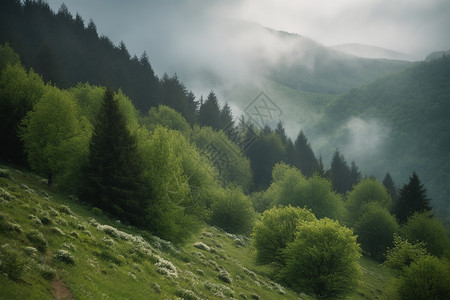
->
[52,280,74,300]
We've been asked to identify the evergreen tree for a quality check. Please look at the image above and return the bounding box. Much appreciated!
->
[349,161,362,187]
[383,172,398,202]
[330,150,352,194]
[393,172,432,224]
[275,121,288,145]
[292,130,319,177]
[81,88,147,227]
[198,91,221,129]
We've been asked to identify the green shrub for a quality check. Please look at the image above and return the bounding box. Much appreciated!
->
[40,216,52,225]
[218,269,232,284]
[54,249,75,264]
[401,212,450,258]
[175,289,199,300]
[0,246,25,281]
[384,234,428,272]
[210,186,254,234]
[92,207,102,216]
[26,230,48,252]
[392,256,450,299]
[39,264,56,280]
[355,202,398,260]
[252,205,316,264]
[281,218,361,298]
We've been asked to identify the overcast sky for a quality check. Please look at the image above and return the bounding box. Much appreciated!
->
[46,0,450,60]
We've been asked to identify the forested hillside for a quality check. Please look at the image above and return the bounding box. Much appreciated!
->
[314,56,450,211]
[1,1,450,299]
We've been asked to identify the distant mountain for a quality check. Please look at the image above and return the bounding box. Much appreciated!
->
[250,29,413,95]
[425,49,450,62]
[311,56,450,211]
[329,43,412,61]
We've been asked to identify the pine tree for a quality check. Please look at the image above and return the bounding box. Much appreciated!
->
[383,172,398,202]
[393,172,432,224]
[330,150,352,194]
[349,161,362,187]
[293,130,319,177]
[81,88,147,227]
[198,91,221,129]
[275,121,288,145]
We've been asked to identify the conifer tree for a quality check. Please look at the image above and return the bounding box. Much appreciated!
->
[81,88,147,227]
[330,150,352,194]
[293,130,319,177]
[393,172,432,224]
[383,172,398,202]
[198,91,221,129]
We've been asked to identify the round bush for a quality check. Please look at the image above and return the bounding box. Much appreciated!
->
[393,256,450,299]
[252,205,316,264]
[282,218,362,298]
[210,187,254,234]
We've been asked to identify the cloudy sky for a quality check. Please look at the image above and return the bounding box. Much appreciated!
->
[46,0,450,63]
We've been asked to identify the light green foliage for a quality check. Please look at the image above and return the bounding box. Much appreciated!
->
[137,126,198,242]
[0,62,45,163]
[269,163,345,220]
[391,256,450,300]
[400,212,450,258]
[346,178,392,224]
[20,85,91,190]
[252,205,316,264]
[355,202,398,260]
[70,84,138,132]
[143,105,191,137]
[384,234,428,272]
[191,126,252,191]
[0,43,21,70]
[282,218,362,298]
[168,126,219,215]
[210,186,255,234]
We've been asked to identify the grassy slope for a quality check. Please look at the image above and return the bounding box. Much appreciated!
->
[0,165,393,299]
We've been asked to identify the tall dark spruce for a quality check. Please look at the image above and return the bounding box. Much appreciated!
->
[81,88,147,227]
[393,172,432,224]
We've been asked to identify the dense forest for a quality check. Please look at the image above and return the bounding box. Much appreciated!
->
[1,1,450,299]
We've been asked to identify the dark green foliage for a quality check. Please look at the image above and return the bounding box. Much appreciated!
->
[392,256,450,300]
[246,130,286,190]
[383,172,398,202]
[329,150,359,194]
[0,1,160,111]
[81,88,147,227]
[26,230,47,252]
[400,212,450,258]
[0,246,25,281]
[0,50,45,165]
[291,130,319,177]
[159,74,197,124]
[394,172,432,224]
[355,203,398,260]
[252,205,316,264]
[198,91,222,130]
[281,218,361,298]
[210,187,254,235]
[319,56,450,211]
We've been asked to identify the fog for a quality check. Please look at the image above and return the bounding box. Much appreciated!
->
[46,0,450,75]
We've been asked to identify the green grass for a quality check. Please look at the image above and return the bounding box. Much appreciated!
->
[0,164,394,299]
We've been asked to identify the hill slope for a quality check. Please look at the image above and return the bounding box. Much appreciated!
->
[0,165,394,299]
[0,165,301,299]
[313,56,450,210]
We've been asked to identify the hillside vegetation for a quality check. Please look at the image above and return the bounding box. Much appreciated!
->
[314,56,450,211]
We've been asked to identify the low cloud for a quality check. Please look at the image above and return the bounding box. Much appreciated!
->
[341,117,390,160]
